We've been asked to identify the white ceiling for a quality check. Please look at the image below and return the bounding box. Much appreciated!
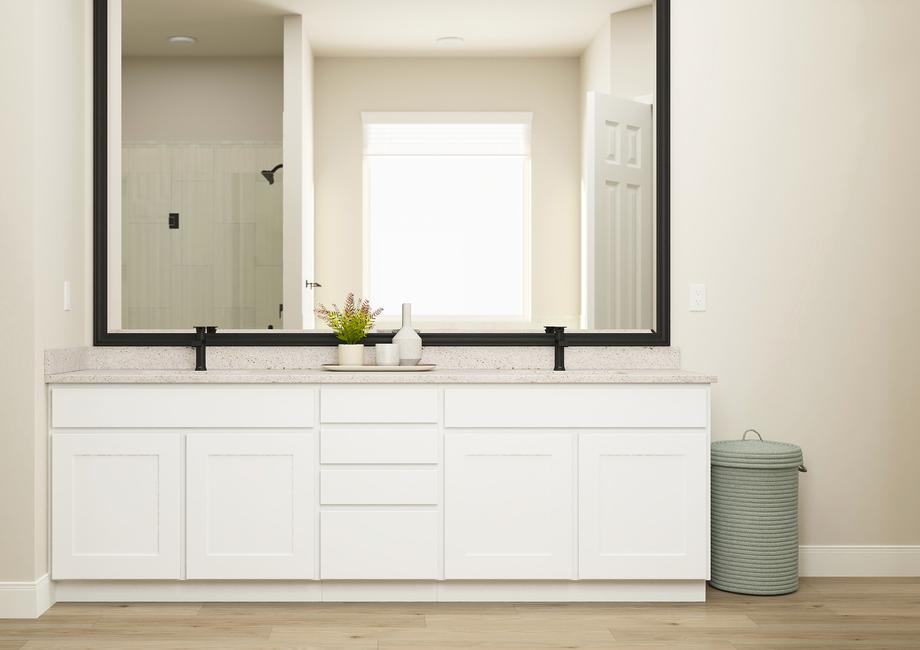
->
[122,0,652,57]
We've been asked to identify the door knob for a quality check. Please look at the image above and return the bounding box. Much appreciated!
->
[305,281,322,289]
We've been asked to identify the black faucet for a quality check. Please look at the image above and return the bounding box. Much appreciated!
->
[194,326,217,371]
[544,326,567,371]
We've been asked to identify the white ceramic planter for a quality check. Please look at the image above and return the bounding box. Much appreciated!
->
[337,344,365,366]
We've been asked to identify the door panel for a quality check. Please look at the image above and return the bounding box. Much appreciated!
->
[52,433,181,579]
[444,433,574,579]
[579,431,709,579]
[186,432,316,579]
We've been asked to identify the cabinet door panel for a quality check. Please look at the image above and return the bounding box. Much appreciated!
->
[186,432,316,579]
[579,432,708,579]
[445,433,574,579]
[52,433,181,579]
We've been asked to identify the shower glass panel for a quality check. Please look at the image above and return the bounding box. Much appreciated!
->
[121,142,283,330]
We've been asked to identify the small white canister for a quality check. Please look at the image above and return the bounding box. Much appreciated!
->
[375,343,400,366]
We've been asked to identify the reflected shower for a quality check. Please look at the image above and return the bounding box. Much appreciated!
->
[260,163,283,185]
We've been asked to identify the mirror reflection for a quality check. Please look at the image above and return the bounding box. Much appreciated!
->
[114,0,656,333]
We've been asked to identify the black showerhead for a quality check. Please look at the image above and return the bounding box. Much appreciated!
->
[260,163,283,185]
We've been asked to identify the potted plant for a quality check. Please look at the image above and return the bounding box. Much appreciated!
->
[315,293,383,366]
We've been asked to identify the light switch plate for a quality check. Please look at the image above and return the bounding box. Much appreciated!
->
[689,283,706,312]
[64,280,72,312]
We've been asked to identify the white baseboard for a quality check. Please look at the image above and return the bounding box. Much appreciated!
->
[0,574,54,619]
[800,545,920,577]
[54,580,706,603]
[29,548,920,612]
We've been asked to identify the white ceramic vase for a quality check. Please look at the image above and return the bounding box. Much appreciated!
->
[337,344,364,366]
[392,303,422,366]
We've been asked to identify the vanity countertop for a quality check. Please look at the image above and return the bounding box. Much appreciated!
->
[45,367,716,385]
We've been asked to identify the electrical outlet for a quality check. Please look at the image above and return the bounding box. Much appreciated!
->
[689,283,706,312]
[64,280,72,311]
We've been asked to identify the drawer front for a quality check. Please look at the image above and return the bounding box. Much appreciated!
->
[51,385,315,429]
[320,387,438,423]
[320,428,438,464]
[444,386,708,429]
[321,469,438,505]
[320,510,439,579]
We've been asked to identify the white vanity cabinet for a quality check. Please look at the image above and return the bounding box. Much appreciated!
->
[50,385,317,581]
[48,379,712,601]
[441,385,710,582]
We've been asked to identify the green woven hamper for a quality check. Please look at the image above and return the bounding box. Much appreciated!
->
[710,430,806,596]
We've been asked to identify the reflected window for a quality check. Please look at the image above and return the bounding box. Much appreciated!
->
[363,113,532,326]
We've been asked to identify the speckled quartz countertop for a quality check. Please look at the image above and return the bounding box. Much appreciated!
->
[45,367,716,384]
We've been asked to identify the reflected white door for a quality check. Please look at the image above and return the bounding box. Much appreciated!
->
[583,92,653,330]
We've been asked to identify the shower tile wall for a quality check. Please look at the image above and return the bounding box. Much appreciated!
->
[122,143,283,330]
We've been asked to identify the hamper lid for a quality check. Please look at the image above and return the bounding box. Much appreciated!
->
[711,430,805,470]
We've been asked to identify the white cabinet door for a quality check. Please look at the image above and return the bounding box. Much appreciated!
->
[186,432,316,579]
[579,432,709,579]
[52,433,181,579]
[445,433,574,579]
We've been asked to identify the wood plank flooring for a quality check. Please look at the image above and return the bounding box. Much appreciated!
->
[1,579,919,649]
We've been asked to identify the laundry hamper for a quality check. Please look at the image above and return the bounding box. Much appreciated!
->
[710,430,806,595]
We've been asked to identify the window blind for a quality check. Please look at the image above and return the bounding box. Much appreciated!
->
[363,116,531,156]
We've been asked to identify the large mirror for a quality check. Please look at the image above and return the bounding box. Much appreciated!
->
[98,0,667,344]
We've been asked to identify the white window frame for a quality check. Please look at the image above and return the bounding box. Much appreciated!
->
[361,112,533,330]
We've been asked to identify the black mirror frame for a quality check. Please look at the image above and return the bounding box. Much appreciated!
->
[93,0,669,347]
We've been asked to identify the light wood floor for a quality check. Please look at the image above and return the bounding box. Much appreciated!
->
[2,579,919,649]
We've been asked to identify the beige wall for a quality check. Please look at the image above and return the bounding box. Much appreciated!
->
[581,21,612,98]
[0,0,89,581]
[671,0,920,544]
[313,57,582,327]
[610,6,654,100]
[580,5,654,101]
[122,57,282,142]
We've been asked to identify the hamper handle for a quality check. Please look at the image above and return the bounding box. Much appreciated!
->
[743,429,807,472]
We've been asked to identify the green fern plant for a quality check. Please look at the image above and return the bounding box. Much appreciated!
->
[315,293,383,345]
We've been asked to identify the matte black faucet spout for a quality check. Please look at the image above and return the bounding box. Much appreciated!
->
[194,326,217,371]
[544,326,567,371]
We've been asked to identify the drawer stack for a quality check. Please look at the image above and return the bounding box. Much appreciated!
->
[318,387,441,579]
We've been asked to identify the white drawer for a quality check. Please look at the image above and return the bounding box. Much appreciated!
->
[444,386,708,429]
[321,469,438,505]
[320,428,438,464]
[320,510,438,579]
[51,385,315,429]
[320,387,438,423]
